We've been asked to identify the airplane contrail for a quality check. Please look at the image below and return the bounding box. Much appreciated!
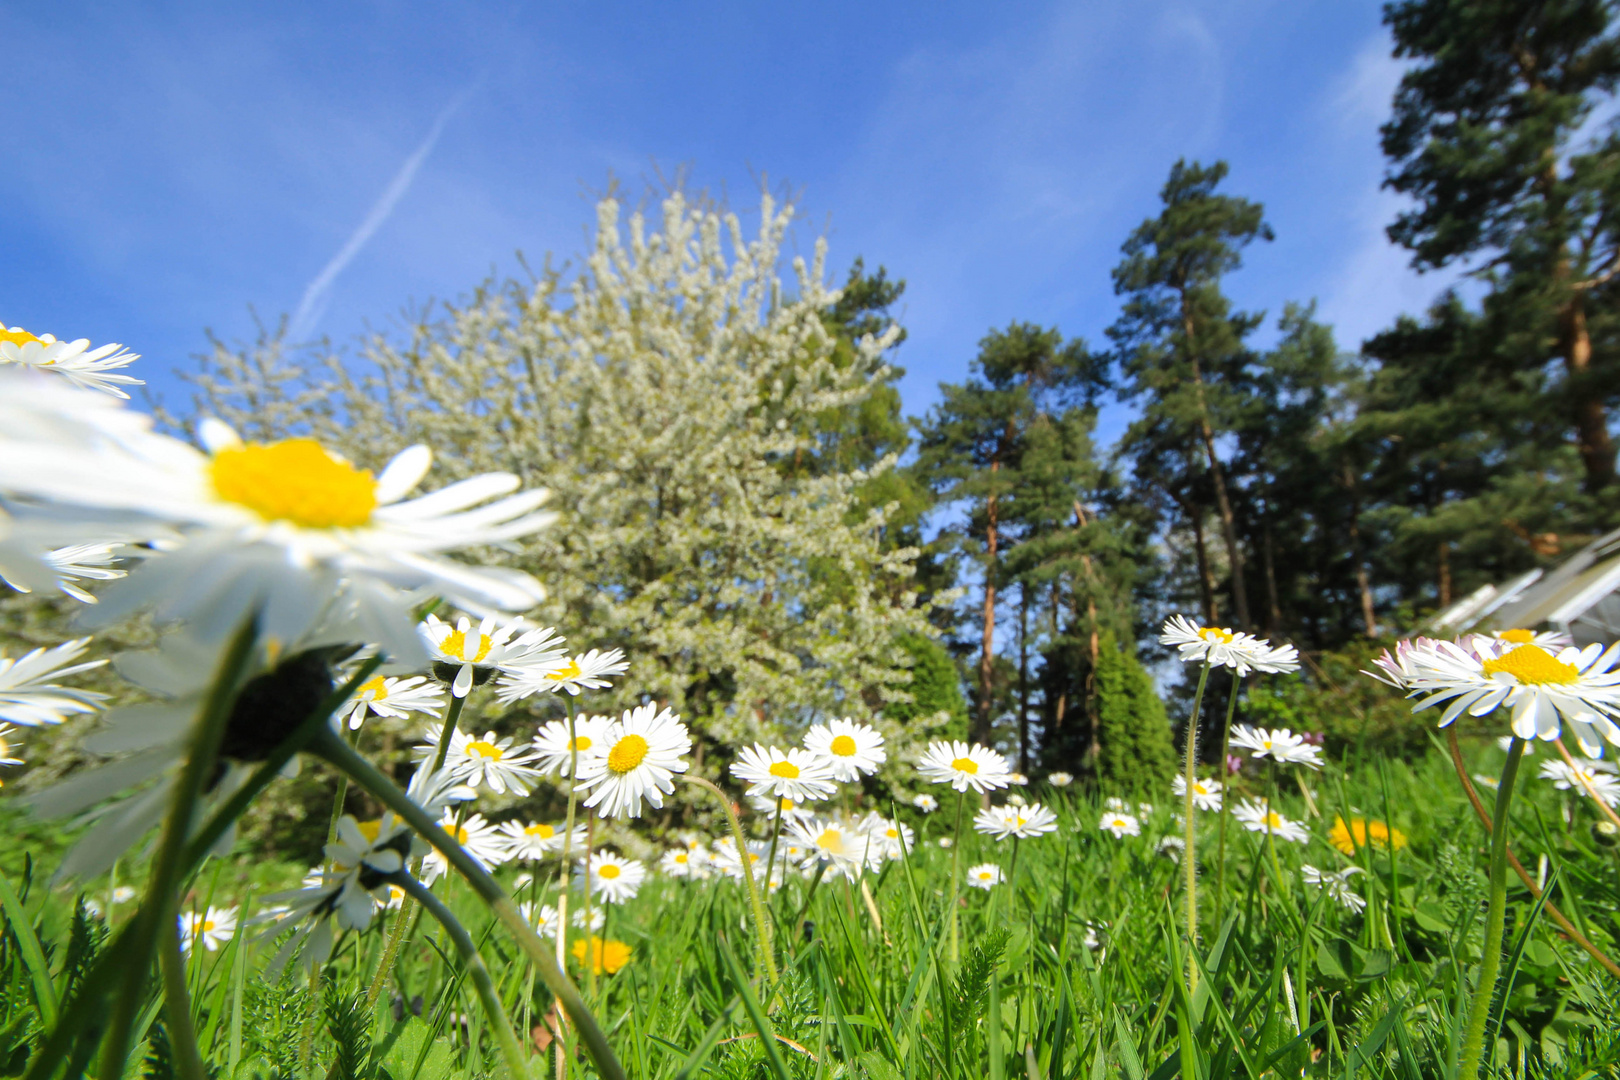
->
[289,87,474,340]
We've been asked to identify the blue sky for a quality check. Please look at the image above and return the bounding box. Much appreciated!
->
[3,1,1457,441]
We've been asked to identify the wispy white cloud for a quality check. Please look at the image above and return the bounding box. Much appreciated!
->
[288,86,476,340]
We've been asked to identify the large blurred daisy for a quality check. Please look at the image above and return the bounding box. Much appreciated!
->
[575,704,691,819]
[0,325,143,397]
[0,380,553,661]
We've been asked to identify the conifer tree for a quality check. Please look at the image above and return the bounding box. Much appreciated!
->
[1092,631,1177,797]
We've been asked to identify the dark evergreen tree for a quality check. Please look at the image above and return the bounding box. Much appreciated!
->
[1091,631,1177,797]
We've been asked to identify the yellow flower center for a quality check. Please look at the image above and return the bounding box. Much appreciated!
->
[447,824,470,844]
[465,740,503,761]
[1498,628,1537,644]
[978,871,992,880]
[816,828,846,854]
[525,823,556,838]
[885,827,899,838]
[358,675,389,701]
[570,735,593,751]
[210,438,376,528]
[830,734,858,756]
[201,919,215,932]
[356,819,382,843]
[0,326,41,348]
[547,658,583,681]
[606,734,649,774]
[674,852,688,863]
[768,760,801,779]
[440,629,494,663]
[1199,627,1236,644]
[951,756,979,774]
[597,863,621,879]
[1481,644,1579,686]
[1263,812,1282,829]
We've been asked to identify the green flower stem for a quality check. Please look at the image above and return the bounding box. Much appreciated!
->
[682,775,779,986]
[1181,659,1212,992]
[1213,669,1240,906]
[429,693,467,774]
[313,728,627,1080]
[1458,736,1525,1080]
[763,796,787,898]
[363,896,414,1011]
[556,701,582,983]
[392,874,529,1080]
[582,813,598,1000]
[98,616,259,1080]
[157,920,206,1080]
[324,725,362,849]
[948,789,966,964]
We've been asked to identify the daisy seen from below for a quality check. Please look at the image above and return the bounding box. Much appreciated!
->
[1539,758,1620,807]
[179,905,237,953]
[257,814,411,968]
[575,703,692,819]
[1173,774,1223,811]
[1047,771,1074,787]
[1302,865,1366,913]
[1099,812,1140,838]
[422,811,508,883]
[786,816,880,879]
[497,647,627,702]
[913,793,938,812]
[495,820,586,862]
[1329,816,1408,855]
[966,863,1003,890]
[974,802,1058,841]
[917,740,1011,794]
[340,673,443,731]
[1159,615,1301,675]
[731,744,838,803]
[420,615,566,699]
[1,638,107,727]
[1232,799,1308,843]
[0,325,142,397]
[1228,725,1323,768]
[803,718,886,781]
[1395,636,1620,754]
[0,384,556,661]
[532,714,611,777]
[414,728,540,795]
[584,851,646,904]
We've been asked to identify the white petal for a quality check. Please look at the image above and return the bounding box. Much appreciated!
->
[374,445,433,505]
[452,663,473,698]
[197,419,243,454]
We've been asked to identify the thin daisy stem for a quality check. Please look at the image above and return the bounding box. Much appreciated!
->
[681,775,779,986]
[557,700,581,988]
[391,875,529,1080]
[790,860,827,937]
[158,921,206,1080]
[314,729,626,1080]
[363,896,414,1012]
[1182,659,1212,992]
[1459,735,1525,1080]
[97,616,258,1080]
[763,797,786,899]
[1213,669,1240,906]
[583,814,598,1000]
[324,725,362,849]
[1553,738,1620,833]
[1007,836,1022,914]
[429,693,467,775]
[948,789,966,965]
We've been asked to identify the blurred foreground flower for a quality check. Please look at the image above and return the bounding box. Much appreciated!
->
[571,936,632,975]
[0,325,142,397]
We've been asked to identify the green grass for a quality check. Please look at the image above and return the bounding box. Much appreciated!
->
[3,739,1620,1079]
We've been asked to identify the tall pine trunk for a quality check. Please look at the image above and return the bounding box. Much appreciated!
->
[1182,290,1250,630]
[1560,295,1616,491]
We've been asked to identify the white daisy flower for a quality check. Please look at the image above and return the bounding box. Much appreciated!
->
[917,740,1011,794]
[1173,774,1223,811]
[111,886,136,905]
[1232,799,1309,843]
[1399,637,1620,755]
[339,673,444,731]
[7,543,129,604]
[1104,797,1127,812]
[519,901,560,938]
[749,794,818,820]
[936,836,953,848]
[532,714,612,777]
[1539,758,1620,807]
[1047,771,1074,787]
[710,836,769,882]
[0,382,553,663]
[913,793,938,812]
[1138,802,1155,816]
[965,863,1003,890]
[974,802,1058,841]
[1301,865,1366,913]
[576,704,692,819]
[1159,615,1301,675]
[659,846,710,878]
[1099,812,1140,838]
[1485,627,1574,651]
[422,812,509,883]
[0,326,142,397]
[730,744,838,803]
[803,718,886,782]
[178,905,236,953]
[1157,835,1186,858]
[1228,725,1323,769]
[0,724,24,769]
[1007,772,1029,786]
[495,820,587,862]
[0,638,107,727]
[858,813,916,860]
[583,851,645,904]
[786,817,881,880]
[421,615,565,699]
[496,648,628,702]
[413,728,540,795]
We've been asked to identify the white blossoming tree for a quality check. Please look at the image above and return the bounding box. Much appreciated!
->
[191,192,949,765]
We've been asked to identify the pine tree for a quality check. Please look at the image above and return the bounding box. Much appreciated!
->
[1091,632,1177,797]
